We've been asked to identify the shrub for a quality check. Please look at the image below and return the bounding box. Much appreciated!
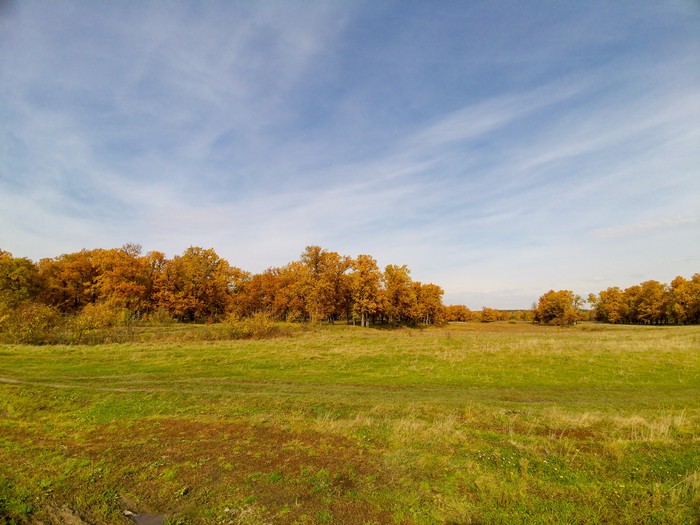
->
[70,303,136,344]
[223,312,285,339]
[0,302,65,344]
[480,307,500,323]
[146,307,176,325]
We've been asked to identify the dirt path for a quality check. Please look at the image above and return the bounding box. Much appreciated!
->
[0,375,169,393]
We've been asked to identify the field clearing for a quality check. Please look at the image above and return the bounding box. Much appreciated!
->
[1,322,699,524]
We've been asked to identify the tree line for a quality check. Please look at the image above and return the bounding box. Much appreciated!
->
[0,244,447,331]
[587,275,700,325]
[535,274,700,326]
[2,243,698,343]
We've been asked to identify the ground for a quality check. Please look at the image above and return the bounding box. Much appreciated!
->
[1,322,699,524]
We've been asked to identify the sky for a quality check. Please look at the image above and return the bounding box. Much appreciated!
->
[1,1,699,309]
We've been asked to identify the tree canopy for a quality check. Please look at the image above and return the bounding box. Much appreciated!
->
[534,290,582,326]
[1,244,698,333]
[588,275,700,325]
[0,244,447,327]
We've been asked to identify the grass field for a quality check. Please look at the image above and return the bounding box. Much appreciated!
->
[1,322,699,524]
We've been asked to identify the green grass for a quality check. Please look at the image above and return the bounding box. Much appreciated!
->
[1,322,699,524]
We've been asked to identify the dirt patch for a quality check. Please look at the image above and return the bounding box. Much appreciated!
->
[31,506,94,525]
[38,418,396,524]
[1,416,398,523]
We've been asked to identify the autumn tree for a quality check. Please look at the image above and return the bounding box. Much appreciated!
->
[233,262,312,322]
[636,280,668,325]
[383,264,418,324]
[669,275,700,324]
[619,285,643,324]
[590,276,700,325]
[38,249,103,313]
[445,304,472,322]
[414,282,446,325]
[350,254,383,327]
[480,307,499,323]
[323,250,353,322]
[534,290,580,326]
[93,244,150,315]
[0,251,42,309]
[1,243,472,336]
[142,250,168,314]
[155,246,244,322]
[278,262,312,321]
[589,287,627,323]
[300,246,352,323]
[230,268,276,318]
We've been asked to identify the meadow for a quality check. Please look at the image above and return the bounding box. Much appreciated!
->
[0,322,699,524]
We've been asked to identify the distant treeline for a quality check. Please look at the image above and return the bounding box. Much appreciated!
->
[1,244,698,344]
[587,276,700,325]
[531,275,700,327]
[445,305,535,323]
[0,244,447,332]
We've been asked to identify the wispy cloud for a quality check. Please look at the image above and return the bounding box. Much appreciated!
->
[593,216,698,240]
[1,1,699,308]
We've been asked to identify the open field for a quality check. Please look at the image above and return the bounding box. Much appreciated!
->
[1,322,699,524]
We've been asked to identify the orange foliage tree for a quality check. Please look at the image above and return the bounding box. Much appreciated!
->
[534,290,581,326]
[38,249,103,313]
[1,243,453,328]
[350,254,383,327]
[445,304,472,322]
[301,246,352,324]
[414,282,446,325]
[154,246,245,322]
[383,264,418,324]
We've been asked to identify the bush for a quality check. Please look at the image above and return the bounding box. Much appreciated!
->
[0,302,66,344]
[480,307,500,323]
[223,312,285,339]
[146,307,176,325]
[70,303,136,344]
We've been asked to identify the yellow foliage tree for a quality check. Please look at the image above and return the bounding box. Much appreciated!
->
[383,264,418,324]
[350,254,382,327]
[534,290,580,326]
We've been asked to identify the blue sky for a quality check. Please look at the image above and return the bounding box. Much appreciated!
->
[1,1,699,309]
